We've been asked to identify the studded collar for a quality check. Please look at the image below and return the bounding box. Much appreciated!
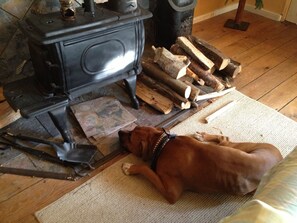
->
[150,128,176,171]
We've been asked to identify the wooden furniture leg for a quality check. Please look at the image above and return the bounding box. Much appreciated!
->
[224,0,250,31]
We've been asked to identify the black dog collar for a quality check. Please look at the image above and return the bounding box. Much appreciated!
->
[151,128,176,171]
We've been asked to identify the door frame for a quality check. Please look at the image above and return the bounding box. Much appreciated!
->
[282,0,293,21]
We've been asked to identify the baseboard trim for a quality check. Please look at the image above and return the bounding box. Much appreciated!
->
[193,3,238,24]
[193,3,282,24]
[244,4,282,21]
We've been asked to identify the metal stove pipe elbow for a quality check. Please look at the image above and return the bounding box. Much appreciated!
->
[83,0,96,17]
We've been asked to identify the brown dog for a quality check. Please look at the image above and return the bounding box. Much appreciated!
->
[118,126,283,204]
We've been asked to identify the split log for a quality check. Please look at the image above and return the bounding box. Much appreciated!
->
[189,62,225,91]
[136,81,174,114]
[187,35,230,70]
[195,87,236,101]
[141,60,192,99]
[138,74,191,110]
[176,36,215,70]
[170,44,225,91]
[186,68,205,86]
[205,101,236,123]
[218,59,242,79]
[152,46,190,79]
[183,80,201,101]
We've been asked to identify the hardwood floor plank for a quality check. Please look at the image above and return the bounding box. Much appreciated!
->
[192,12,234,41]
[220,19,287,58]
[280,98,297,122]
[192,11,261,42]
[0,87,21,128]
[234,37,297,89]
[0,154,126,223]
[208,16,275,52]
[258,73,297,110]
[0,174,41,203]
[234,25,297,66]
[240,51,297,99]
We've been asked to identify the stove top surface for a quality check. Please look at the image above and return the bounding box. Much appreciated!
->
[20,7,152,44]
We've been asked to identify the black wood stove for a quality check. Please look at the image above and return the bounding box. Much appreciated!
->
[4,1,152,118]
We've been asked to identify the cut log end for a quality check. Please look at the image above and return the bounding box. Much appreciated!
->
[184,86,192,99]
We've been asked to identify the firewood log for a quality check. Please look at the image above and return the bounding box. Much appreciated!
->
[205,101,236,123]
[183,80,201,101]
[186,68,205,86]
[176,36,215,70]
[187,35,230,70]
[136,81,174,114]
[138,74,191,110]
[152,46,190,79]
[141,60,192,99]
[170,44,225,91]
[218,59,242,79]
[195,87,236,101]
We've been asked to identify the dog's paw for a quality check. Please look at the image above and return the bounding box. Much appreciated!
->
[122,162,133,175]
[193,132,206,141]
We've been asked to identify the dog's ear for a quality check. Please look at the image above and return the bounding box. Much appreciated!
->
[141,140,150,161]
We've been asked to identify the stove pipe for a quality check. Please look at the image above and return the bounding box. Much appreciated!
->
[82,0,96,16]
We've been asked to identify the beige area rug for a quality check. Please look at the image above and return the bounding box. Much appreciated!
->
[35,90,297,223]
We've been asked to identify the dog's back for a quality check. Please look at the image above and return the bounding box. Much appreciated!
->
[119,126,282,203]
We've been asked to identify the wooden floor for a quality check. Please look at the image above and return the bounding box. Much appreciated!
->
[192,11,297,121]
[1,10,297,223]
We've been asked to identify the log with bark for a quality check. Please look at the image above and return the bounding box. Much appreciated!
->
[138,74,191,110]
[136,80,174,114]
[186,68,205,86]
[170,44,225,91]
[187,35,230,70]
[183,80,201,102]
[176,36,215,70]
[218,58,242,79]
[141,60,192,99]
[152,46,190,79]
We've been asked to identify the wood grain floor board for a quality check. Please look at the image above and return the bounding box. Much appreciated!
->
[220,19,288,58]
[233,25,297,66]
[258,73,297,110]
[280,97,297,122]
[239,51,297,98]
[208,16,275,52]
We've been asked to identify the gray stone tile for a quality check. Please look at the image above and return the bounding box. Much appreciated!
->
[0,0,34,19]
[30,0,61,14]
[0,29,33,84]
[0,9,18,53]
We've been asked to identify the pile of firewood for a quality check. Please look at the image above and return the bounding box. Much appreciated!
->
[136,35,241,114]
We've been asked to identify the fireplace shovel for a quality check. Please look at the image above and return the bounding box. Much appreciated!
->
[1,132,98,168]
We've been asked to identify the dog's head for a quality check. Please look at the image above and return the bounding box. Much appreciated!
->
[118,126,163,161]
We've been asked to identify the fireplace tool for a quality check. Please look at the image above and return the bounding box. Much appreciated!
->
[0,132,97,168]
[0,106,98,168]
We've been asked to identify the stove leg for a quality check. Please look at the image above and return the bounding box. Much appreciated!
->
[124,75,139,109]
[48,106,72,143]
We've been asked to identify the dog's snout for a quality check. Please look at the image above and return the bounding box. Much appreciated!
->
[118,130,131,144]
[118,130,124,138]
[118,130,129,139]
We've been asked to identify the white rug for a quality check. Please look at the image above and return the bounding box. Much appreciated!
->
[35,90,297,223]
